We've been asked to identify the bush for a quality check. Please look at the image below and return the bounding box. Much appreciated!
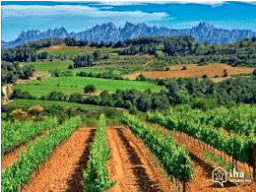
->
[223,69,228,77]
[28,105,45,116]
[202,74,208,78]
[191,97,218,111]
[11,109,28,121]
[253,68,256,76]
[136,74,147,81]
[50,68,62,77]
[84,84,96,94]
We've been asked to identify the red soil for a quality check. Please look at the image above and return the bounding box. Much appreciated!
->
[174,131,256,192]
[1,144,27,171]
[125,64,253,82]
[46,45,81,50]
[150,124,256,191]
[21,127,96,192]
[107,127,174,192]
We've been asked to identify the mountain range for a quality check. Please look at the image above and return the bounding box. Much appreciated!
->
[2,22,256,49]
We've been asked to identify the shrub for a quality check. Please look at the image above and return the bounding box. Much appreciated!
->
[136,74,147,81]
[202,74,208,78]
[84,84,96,95]
[11,109,28,121]
[223,69,228,77]
[182,66,187,70]
[191,97,218,111]
[253,68,256,76]
[28,105,45,116]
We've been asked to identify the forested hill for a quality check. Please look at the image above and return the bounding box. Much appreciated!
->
[2,22,256,49]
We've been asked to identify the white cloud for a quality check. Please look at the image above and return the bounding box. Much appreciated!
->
[241,1,256,5]
[98,1,227,7]
[98,1,146,6]
[1,5,169,20]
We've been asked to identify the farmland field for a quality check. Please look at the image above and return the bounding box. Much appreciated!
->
[42,45,114,56]
[125,63,253,81]
[14,76,162,96]
[7,99,120,110]
[2,33,256,191]
[26,60,73,72]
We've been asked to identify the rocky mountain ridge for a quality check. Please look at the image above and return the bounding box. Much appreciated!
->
[2,22,256,49]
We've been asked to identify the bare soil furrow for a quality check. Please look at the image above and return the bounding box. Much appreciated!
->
[150,123,256,191]
[1,132,46,171]
[107,127,173,192]
[174,129,256,192]
[1,144,27,171]
[21,127,95,192]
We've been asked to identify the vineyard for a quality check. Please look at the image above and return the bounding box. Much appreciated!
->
[147,105,256,165]
[2,40,256,192]
[1,108,255,191]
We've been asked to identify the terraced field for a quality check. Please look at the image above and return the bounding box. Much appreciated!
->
[14,76,162,96]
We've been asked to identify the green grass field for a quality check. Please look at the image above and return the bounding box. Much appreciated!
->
[26,60,73,72]
[14,76,162,96]
[71,68,122,75]
[44,46,114,56]
[7,99,119,110]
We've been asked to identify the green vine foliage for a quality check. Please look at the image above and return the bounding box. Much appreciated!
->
[147,105,256,165]
[1,116,82,192]
[122,113,194,181]
[84,114,114,192]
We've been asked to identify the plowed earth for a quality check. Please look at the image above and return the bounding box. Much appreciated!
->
[1,144,27,171]
[21,127,96,192]
[125,64,253,82]
[107,127,174,192]
[1,131,46,171]
[150,124,256,192]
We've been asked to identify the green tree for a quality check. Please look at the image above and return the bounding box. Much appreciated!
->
[253,68,256,76]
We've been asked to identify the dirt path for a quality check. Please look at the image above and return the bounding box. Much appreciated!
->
[107,127,174,192]
[143,57,155,67]
[21,127,96,192]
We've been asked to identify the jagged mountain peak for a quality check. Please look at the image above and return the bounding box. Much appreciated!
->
[124,22,135,29]
[2,22,256,49]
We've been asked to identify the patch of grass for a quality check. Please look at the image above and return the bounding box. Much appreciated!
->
[203,151,233,171]
[14,76,162,96]
[203,151,251,178]
[71,68,122,76]
[26,60,73,72]
[7,99,112,110]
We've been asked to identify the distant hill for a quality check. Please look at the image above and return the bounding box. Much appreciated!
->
[2,22,256,49]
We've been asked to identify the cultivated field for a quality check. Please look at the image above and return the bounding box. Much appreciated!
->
[125,64,253,82]
[2,38,256,192]
[14,76,162,96]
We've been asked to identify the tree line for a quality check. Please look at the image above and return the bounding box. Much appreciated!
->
[1,61,34,84]
[11,75,256,113]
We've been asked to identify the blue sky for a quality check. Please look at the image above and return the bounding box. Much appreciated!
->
[1,1,256,42]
